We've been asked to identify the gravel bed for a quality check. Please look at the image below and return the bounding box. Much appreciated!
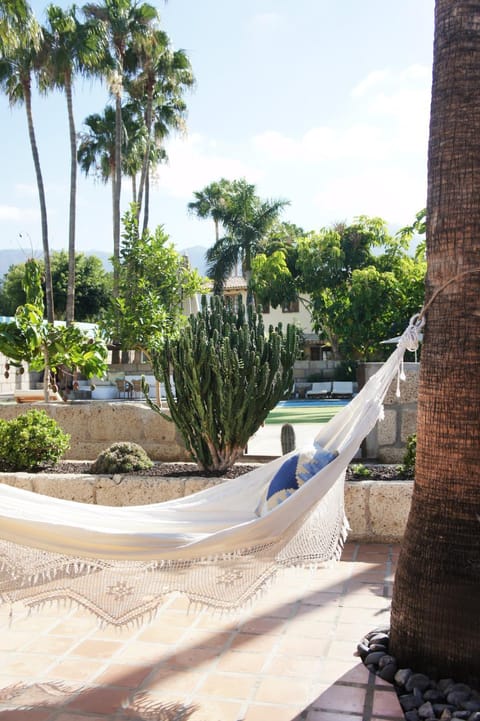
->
[49,460,261,478]
[357,627,480,720]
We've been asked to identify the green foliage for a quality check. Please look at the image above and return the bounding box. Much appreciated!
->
[350,463,372,479]
[102,208,206,356]
[0,259,109,396]
[90,441,153,474]
[0,409,70,471]
[398,433,417,479]
[148,295,299,473]
[0,251,112,320]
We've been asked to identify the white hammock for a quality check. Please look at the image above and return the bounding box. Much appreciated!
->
[0,320,421,625]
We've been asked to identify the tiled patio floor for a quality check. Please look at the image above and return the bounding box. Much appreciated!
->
[0,543,404,721]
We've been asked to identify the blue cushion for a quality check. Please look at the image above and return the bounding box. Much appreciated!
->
[264,454,299,507]
[296,444,338,486]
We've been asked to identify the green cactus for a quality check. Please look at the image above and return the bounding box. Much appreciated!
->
[148,295,298,473]
[281,423,296,455]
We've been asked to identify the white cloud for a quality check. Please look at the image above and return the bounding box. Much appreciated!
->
[0,204,38,221]
[313,167,426,227]
[153,133,263,198]
[351,69,390,98]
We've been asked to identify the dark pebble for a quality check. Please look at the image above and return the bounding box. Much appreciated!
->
[369,642,389,652]
[369,632,390,645]
[423,688,445,702]
[418,700,434,718]
[379,662,398,683]
[400,694,422,711]
[406,673,432,693]
[396,668,413,687]
[462,701,480,712]
[433,704,456,715]
[451,712,469,719]
[364,651,386,665]
[468,712,480,721]
[438,679,456,694]
[378,654,397,669]
[356,641,369,659]
[448,691,471,706]
[405,711,420,721]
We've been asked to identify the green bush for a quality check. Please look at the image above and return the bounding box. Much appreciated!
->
[0,409,70,472]
[91,442,153,474]
[398,433,416,478]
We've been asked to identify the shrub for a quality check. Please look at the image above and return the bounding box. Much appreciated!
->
[398,433,416,478]
[0,409,70,472]
[91,442,153,474]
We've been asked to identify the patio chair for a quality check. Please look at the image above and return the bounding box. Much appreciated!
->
[306,381,332,398]
[331,380,354,398]
[115,379,133,399]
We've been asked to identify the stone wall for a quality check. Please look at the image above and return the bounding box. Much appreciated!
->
[0,400,190,461]
[360,362,419,463]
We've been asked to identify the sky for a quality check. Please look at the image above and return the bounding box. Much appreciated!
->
[0,0,435,262]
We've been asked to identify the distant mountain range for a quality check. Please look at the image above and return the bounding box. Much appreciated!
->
[0,245,209,280]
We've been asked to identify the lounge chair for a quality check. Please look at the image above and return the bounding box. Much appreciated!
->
[306,381,332,398]
[331,381,354,398]
[115,379,133,399]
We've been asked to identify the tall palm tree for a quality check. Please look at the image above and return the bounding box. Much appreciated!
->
[42,3,105,324]
[125,30,194,232]
[206,179,290,299]
[0,10,55,322]
[188,178,232,243]
[0,0,31,51]
[390,0,480,680]
[82,0,158,301]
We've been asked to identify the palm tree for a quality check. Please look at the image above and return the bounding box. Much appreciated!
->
[125,30,194,232]
[390,0,480,680]
[42,4,105,324]
[0,0,31,51]
[188,178,232,243]
[205,179,290,299]
[0,10,55,322]
[82,0,158,300]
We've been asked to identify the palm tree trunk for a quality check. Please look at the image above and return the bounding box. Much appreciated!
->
[142,167,150,235]
[113,91,122,299]
[65,72,76,326]
[390,0,480,681]
[23,79,54,323]
[137,92,152,224]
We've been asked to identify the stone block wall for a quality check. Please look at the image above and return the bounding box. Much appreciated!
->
[0,401,190,461]
[360,362,419,463]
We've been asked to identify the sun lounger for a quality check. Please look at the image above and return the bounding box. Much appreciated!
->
[306,381,332,398]
[331,381,354,398]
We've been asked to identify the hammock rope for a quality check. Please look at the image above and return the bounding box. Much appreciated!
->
[0,317,423,625]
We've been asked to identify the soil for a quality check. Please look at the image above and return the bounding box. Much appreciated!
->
[47,461,412,480]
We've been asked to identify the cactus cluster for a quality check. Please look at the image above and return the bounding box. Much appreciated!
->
[149,295,298,473]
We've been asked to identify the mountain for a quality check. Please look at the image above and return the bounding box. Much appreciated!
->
[0,246,209,280]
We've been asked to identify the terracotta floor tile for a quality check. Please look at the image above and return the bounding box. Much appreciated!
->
[264,652,323,678]
[22,635,78,656]
[325,638,359,661]
[186,697,244,721]
[254,674,311,704]
[1,653,58,677]
[65,685,130,714]
[244,702,307,721]
[229,632,279,653]
[147,667,205,693]
[179,628,232,650]
[0,632,37,652]
[116,639,170,663]
[297,604,339,621]
[288,619,336,639]
[137,622,187,644]
[0,711,53,721]
[168,645,220,669]
[372,686,404,716]
[56,714,109,721]
[277,635,329,657]
[305,709,363,721]
[45,657,105,683]
[310,682,366,714]
[217,650,267,674]
[91,662,154,688]
[240,615,286,635]
[69,638,124,659]
[48,617,97,636]
[198,671,257,699]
